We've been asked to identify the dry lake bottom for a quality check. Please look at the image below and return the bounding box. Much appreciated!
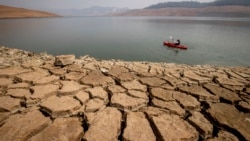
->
[0,46,250,141]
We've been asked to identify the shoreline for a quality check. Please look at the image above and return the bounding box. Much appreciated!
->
[0,46,250,140]
[0,45,244,68]
[0,45,248,68]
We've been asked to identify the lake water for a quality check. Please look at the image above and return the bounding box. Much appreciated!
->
[1,16,250,66]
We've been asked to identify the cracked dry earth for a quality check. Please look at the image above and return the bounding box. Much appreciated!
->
[0,46,250,141]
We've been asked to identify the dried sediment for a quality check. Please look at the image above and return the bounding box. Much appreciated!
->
[0,46,250,141]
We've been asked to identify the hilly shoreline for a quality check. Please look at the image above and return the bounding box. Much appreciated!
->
[0,5,59,19]
[1,4,250,18]
[113,6,250,17]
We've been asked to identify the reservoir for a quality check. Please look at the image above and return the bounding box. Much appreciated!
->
[0,16,250,66]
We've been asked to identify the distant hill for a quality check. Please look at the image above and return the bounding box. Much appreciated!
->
[146,0,250,9]
[113,6,250,17]
[146,1,207,9]
[48,6,129,16]
[113,0,250,17]
[0,5,59,19]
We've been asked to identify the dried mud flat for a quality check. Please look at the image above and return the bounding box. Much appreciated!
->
[0,46,250,141]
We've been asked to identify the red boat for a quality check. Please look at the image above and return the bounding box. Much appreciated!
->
[163,41,188,49]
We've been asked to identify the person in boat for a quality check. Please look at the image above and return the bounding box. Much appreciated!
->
[174,39,181,45]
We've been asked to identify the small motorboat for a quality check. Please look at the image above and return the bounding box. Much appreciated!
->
[163,41,188,49]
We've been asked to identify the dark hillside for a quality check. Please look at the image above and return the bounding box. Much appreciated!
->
[209,0,250,6]
[146,0,250,9]
[146,1,206,9]
[113,6,250,17]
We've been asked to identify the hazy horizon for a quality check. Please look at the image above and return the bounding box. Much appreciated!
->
[0,0,215,10]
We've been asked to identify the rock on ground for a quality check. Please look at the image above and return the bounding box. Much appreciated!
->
[150,114,199,141]
[83,107,122,141]
[188,111,213,139]
[207,103,250,140]
[111,92,148,111]
[0,96,21,113]
[54,54,75,66]
[123,112,156,141]
[0,110,51,141]
[29,117,83,141]
[40,96,81,118]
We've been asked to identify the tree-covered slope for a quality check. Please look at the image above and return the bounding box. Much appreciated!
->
[146,0,250,9]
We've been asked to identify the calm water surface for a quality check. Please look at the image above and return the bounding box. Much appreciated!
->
[1,16,250,66]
